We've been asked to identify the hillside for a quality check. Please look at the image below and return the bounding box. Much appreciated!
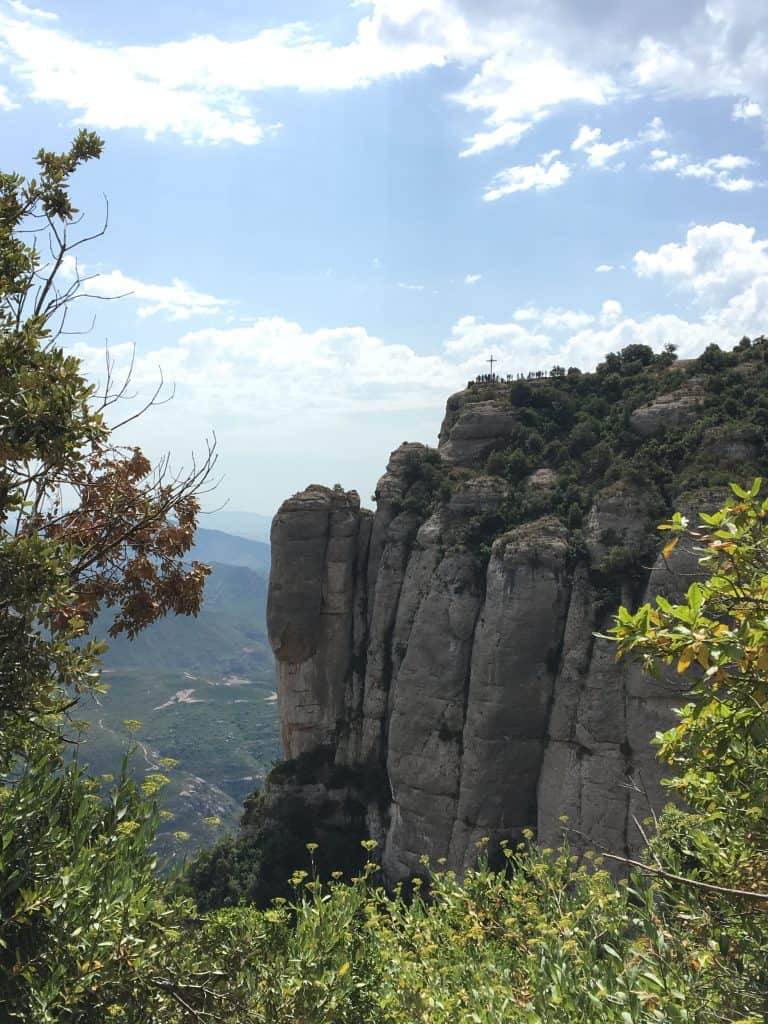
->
[192,526,271,573]
[200,510,274,543]
[73,556,280,855]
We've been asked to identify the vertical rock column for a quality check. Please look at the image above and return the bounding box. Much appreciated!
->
[382,544,484,880]
[448,516,572,869]
[267,486,370,759]
[537,488,722,860]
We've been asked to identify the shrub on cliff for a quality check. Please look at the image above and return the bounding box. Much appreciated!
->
[461,336,768,579]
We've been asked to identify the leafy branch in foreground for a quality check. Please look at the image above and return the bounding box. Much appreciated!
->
[609,478,768,899]
[0,132,216,762]
[0,133,226,1021]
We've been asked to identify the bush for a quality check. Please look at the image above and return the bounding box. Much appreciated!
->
[0,750,190,1020]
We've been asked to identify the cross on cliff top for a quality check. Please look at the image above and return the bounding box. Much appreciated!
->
[487,354,497,376]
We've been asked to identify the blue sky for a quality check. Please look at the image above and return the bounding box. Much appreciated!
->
[2,0,768,516]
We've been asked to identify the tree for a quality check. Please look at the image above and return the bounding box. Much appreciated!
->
[0,132,215,762]
[610,480,768,899]
[0,135,271,1022]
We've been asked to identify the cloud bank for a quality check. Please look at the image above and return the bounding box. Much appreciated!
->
[1,0,766,146]
[70,221,768,428]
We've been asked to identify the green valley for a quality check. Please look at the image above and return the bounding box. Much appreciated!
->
[72,549,280,857]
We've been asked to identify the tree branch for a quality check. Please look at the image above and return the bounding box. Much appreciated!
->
[601,851,768,902]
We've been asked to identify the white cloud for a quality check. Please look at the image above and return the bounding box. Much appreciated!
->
[584,137,633,168]
[0,5,448,144]
[639,115,667,142]
[71,221,768,431]
[0,1,615,151]
[0,82,17,108]
[81,267,230,320]
[513,305,594,330]
[62,218,768,512]
[709,154,752,171]
[733,98,762,120]
[454,54,614,159]
[558,313,713,369]
[6,0,57,19]
[648,149,679,172]
[648,148,760,191]
[595,264,613,272]
[76,317,466,422]
[444,314,550,356]
[459,120,532,158]
[629,16,768,110]
[483,155,571,201]
[1,0,767,152]
[571,117,666,171]
[543,309,593,330]
[600,299,623,324]
[633,221,768,337]
[715,176,757,193]
[397,281,425,291]
[571,124,601,150]
[635,221,768,295]
[464,273,482,284]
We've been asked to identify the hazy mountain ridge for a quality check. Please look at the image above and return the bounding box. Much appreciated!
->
[192,526,271,574]
[199,510,273,544]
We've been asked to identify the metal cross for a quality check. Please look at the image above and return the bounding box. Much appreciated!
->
[487,354,496,376]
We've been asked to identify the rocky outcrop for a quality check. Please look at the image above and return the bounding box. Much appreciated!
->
[446,518,570,872]
[267,485,372,758]
[538,490,719,859]
[438,389,520,467]
[629,381,704,437]
[266,380,734,881]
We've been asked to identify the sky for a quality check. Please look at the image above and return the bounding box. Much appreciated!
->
[2,0,768,518]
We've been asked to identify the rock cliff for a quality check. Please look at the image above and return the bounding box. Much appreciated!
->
[266,340,768,881]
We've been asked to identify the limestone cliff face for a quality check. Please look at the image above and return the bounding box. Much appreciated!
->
[267,485,372,758]
[267,374,745,881]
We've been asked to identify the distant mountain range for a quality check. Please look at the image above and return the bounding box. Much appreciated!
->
[199,509,274,543]
[73,530,279,858]
[193,527,271,575]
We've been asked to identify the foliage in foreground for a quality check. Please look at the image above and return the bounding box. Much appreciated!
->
[3,487,768,1022]
[2,782,765,1023]
[611,479,768,900]
[0,132,213,766]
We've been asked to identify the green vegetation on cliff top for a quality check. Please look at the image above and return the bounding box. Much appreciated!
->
[394,338,768,571]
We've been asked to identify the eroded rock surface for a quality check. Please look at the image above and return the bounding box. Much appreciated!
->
[266,384,730,882]
[438,390,519,467]
[629,381,704,437]
[268,485,371,758]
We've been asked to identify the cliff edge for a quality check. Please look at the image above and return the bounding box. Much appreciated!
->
[266,338,768,881]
